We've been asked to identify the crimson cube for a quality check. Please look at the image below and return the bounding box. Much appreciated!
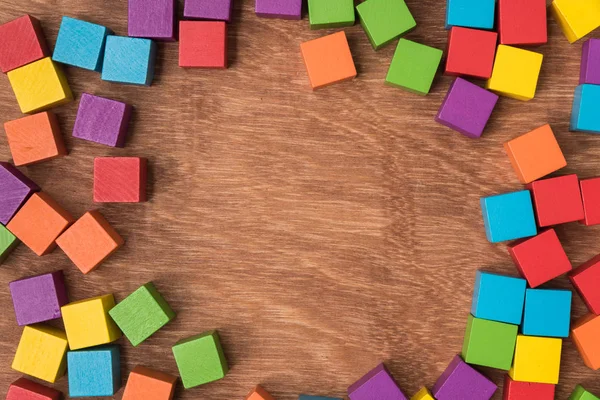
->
[580,177,600,226]
[179,21,227,68]
[94,157,147,203]
[528,174,584,227]
[503,375,555,399]
[0,15,48,73]
[445,27,497,79]
[498,0,547,46]
[7,377,61,400]
[570,254,600,314]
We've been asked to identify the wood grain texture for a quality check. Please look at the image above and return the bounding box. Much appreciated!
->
[0,0,599,398]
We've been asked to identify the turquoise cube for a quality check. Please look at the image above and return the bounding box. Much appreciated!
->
[522,289,572,338]
[472,271,527,325]
[571,84,600,134]
[52,16,112,71]
[101,36,156,86]
[67,345,120,397]
[480,190,537,243]
[446,0,495,30]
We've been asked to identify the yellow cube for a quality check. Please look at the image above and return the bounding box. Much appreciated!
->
[509,335,562,384]
[61,294,121,350]
[551,0,600,43]
[411,387,435,400]
[7,57,72,114]
[485,45,543,101]
[12,324,68,383]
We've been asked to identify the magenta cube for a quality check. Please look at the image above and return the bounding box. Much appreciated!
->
[0,162,39,225]
[435,78,498,139]
[581,39,600,85]
[255,0,302,19]
[432,355,497,400]
[348,363,408,400]
[184,0,233,21]
[128,0,176,40]
[72,93,133,147]
[9,271,69,326]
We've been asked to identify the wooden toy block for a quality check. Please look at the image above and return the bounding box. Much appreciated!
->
[569,385,600,400]
[522,289,572,338]
[580,177,600,225]
[432,355,497,400]
[435,77,498,138]
[509,335,561,384]
[7,57,72,114]
[571,84,600,134]
[581,39,600,85]
[122,365,178,400]
[445,27,497,79]
[93,157,147,202]
[102,36,156,85]
[179,21,227,69]
[550,0,600,44]
[410,388,434,400]
[480,190,537,243]
[9,270,68,326]
[462,314,518,370]
[184,0,233,21]
[12,324,68,383]
[129,0,175,40]
[0,162,39,224]
[486,45,543,101]
[471,271,526,325]
[508,229,571,288]
[67,345,120,397]
[347,363,408,400]
[300,31,356,90]
[61,294,122,350]
[255,0,302,19]
[172,330,228,388]
[570,254,600,314]
[0,15,48,73]
[503,124,567,184]
[356,0,415,50]
[502,375,555,400]
[72,93,132,147]
[52,16,111,71]
[528,174,584,226]
[385,39,442,95]
[572,314,600,370]
[299,396,342,400]
[0,223,18,264]
[246,385,276,400]
[6,377,62,400]
[446,0,495,30]
[308,0,355,29]
[4,111,67,166]
[498,0,547,45]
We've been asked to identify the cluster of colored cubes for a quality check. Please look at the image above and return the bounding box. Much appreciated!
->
[571,38,600,134]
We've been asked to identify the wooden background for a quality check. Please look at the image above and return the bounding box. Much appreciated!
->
[0,0,598,398]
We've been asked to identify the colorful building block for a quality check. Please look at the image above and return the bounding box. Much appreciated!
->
[4,111,67,166]
[445,27,497,79]
[581,39,600,84]
[129,0,175,40]
[0,15,48,73]
[300,31,356,90]
[308,0,354,29]
[432,355,497,400]
[52,16,111,71]
[522,289,572,338]
[572,314,600,370]
[102,36,156,85]
[385,39,442,95]
[509,335,561,384]
[67,345,120,397]
[528,174,584,226]
[446,0,495,30]
[94,157,147,202]
[471,271,526,325]
[72,93,132,147]
[122,366,178,400]
[9,270,68,326]
[570,254,600,314]
[571,84,600,134]
[184,0,233,21]
[0,223,18,263]
[7,192,74,256]
[498,0,547,45]
[502,375,555,400]
[299,396,342,400]
[179,21,227,69]
[0,162,39,224]
[581,177,600,225]
[504,124,567,184]
[246,385,276,400]
[570,385,600,400]
[6,377,62,400]
[356,0,416,50]
[347,363,407,400]
[410,388,434,400]
[61,294,122,350]
[462,315,518,370]
[172,330,228,388]
[435,77,498,138]
[12,325,68,383]
[486,45,543,101]
[255,0,302,19]
[550,0,600,43]
[480,190,537,243]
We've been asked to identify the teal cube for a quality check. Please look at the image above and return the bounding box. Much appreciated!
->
[385,39,443,95]
[172,330,228,389]
[101,36,156,86]
[472,271,527,325]
[480,190,537,243]
[571,84,600,134]
[446,0,495,30]
[308,0,355,29]
[0,224,18,264]
[356,0,416,49]
[67,345,120,397]
[522,289,572,338]
[462,314,518,370]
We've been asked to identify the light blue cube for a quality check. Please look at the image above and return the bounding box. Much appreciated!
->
[446,0,495,30]
[67,345,120,397]
[480,190,537,243]
[522,288,572,338]
[101,36,156,86]
[571,84,600,134]
[471,271,527,325]
[299,396,343,400]
[52,16,112,72]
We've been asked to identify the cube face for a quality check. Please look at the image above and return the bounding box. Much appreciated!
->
[94,157,147,202]
[572,314,600,370]
[528,175,584,227]
[411,388,434,400]
[347,363,407,400]
[486,45,543,101]
[480,190,537,243]
[569,385,600,400]
[570,255,600,314]
[184,0,233,21]
[357,0,415,50]
[246,385,276,400]
[385,39,442,95]
[498,0,547,45]
[0,15,48,73]
[72,93,132,147]
[509,335,561,384]
[0,224,18,264]
[571,84,600,134]
[7,377,62,400]
[122,366,177,400]
[52,16,111,71]
[446,0,495,30]
[102,36,156,86]
[432,355,497,400]
[445,27,497,79]
[129,0,175,40]
[550,0,600,43]
[503,375,555,400]
[581,178,600,225]
[68,345,120,397]
[308,0,355,29]
[255,0,302,19]
[522,289,572,338]
[471,271,526,325]
[300,31,356,90]
[462,315,518,370]
[12,325,68,383]
[0,162,39,225]
[581,39,600,85]
[179,21,227,69]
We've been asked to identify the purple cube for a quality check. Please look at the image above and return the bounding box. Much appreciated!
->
[435,78,498,139]
[432,355,497,400]
[348,363,408,400]
[255,0,302,19]
[128,0,176,40]
[0,162,39,225]
[581,38,600,85]
[184,0,233,21]
[9,271,69,326]
[72,93,133,147]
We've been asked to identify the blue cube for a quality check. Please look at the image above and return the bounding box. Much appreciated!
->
[67,345,120,397]
[446,0,495,30]
[52,16,112,72]
[522,289,572,338]
[571,84,600,134]
[480,190,537,243]
[471,271,527,325]
[101,36,156,86]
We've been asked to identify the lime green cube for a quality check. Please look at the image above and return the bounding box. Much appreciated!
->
[385,39,443,95]
[356,0,416,49]
[462,314,518,370]
[308,0,355,29]
[569,385,600,400]
[0,224,18,264]
[172,330,228,389]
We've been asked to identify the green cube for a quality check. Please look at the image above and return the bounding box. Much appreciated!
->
[108,282,175,346]
[356,0,416,49]
[172,330,228,388]
[462,314,518,370]
[308,0,355,29]
[0,224,18,264]
[385,39,443,95]
[570,385,600,400]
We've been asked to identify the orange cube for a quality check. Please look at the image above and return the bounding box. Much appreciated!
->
[504,124,567,184]
[7,192,74,256]
[122,366,177,400]
[4,112,67,166]
[246,385,275,400]
[572,314,600,370]
[300,31,356,90]
[56,210,124,274]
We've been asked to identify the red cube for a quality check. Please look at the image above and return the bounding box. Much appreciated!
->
[94,157,147,203]
[528,174,584,227]
[503,375,555,399]
[445,27,497,80]
[498,0,547,46]
[570,254,600,314]
[580,177,600,226]
[508,229,572,288]
[179,21,227,68]
[0,15,48,73]
[7,377,61,400]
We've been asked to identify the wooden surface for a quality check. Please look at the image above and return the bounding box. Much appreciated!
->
[0,1,598,398]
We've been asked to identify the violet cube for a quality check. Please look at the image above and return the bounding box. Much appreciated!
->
[9,270,69,326]
[129,0,176,40]
[347,363,408,400]
[0,162,39,225]
[581,38,600,85]
[435,77,498,139]
[432,355,497,400]
[72,93,133,147]
[256,0,302,19]
[185,0,233,21]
